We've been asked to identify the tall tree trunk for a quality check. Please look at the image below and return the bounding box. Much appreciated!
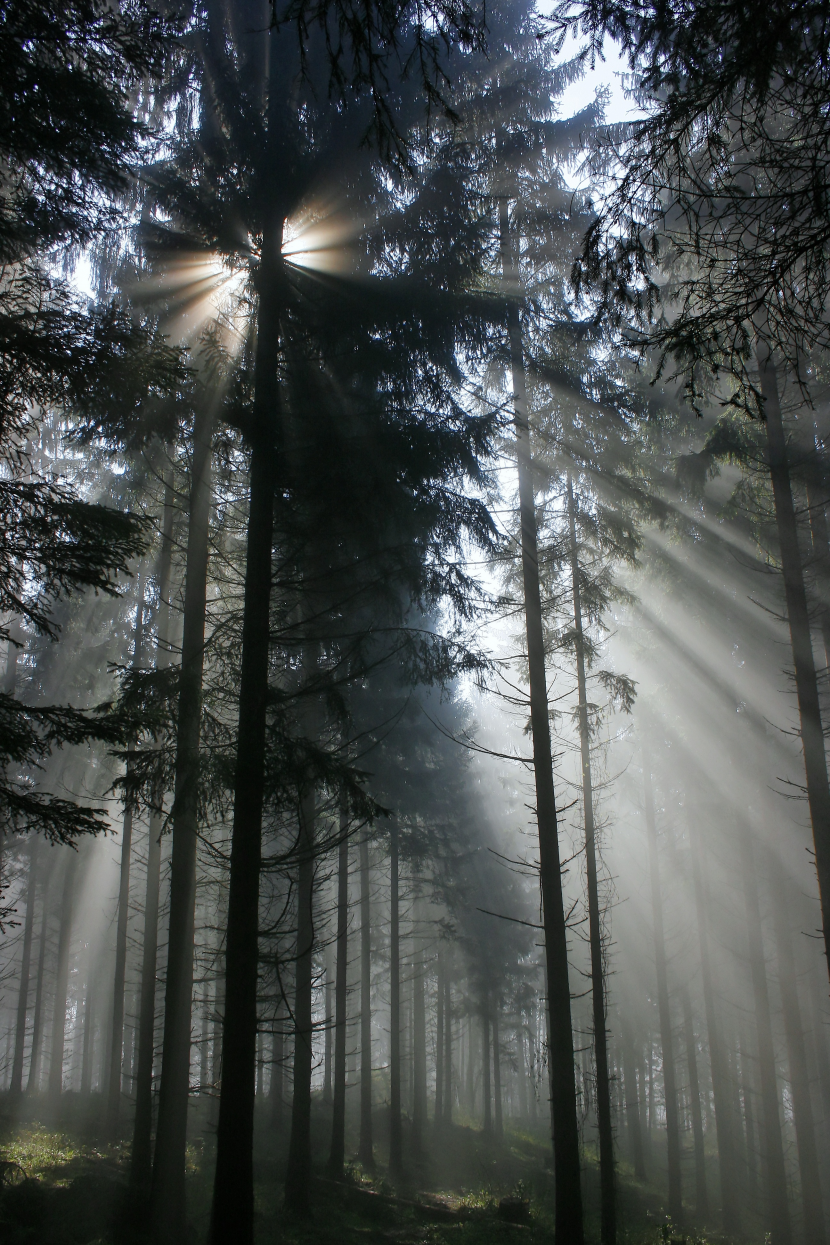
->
[567,473,615,1243]
[48,849,79,1105]
[621,1011,646,1180]
[106,583,145,1138]
[328,805,349,1177]
[151,400,215,1242]
[690,816,741,1234]
[270,1000,284,1129]
[758,340,830,980]
[739,1036,759,1205]
[209,216,282,1243]
[389,821,403,1175]
[739,821,791,1245]
[443,962,452,1128]
[681,984,708,1220]
[435,951,444,1128]
[412,897,427,1156]
[80,958,95,1095]
[500,195,584,1244]
[132,466,175,1189]
[493,1005,503,1140]
[285,789,316,1214]
[517,1024,529,1121]
[482,997,491,1134]
[644,765,682,1225]
[27,853,54,1093]
[358,830,374,1168]
[771,859,825,1244]
[10,837,38,1095]
[324,942,333,1106]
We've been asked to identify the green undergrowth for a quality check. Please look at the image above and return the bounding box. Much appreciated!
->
[0,1105,748,1245]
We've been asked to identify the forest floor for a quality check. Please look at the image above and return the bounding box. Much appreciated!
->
[0,1095,741,1245]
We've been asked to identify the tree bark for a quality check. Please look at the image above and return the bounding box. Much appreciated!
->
[443,961,452,1128]
[758,341,830,980]
[690,817,741,1234]
[482,997,491,1134]
[10,837,38,1095]
[567,473,615,1243]
[644,765,682,1225]
[285,788,316,1214]
[739,821,791,1245]
[771,858,825,1245]
[389,821,403,1175]
[328,804,349,1177]
[106,585,144,1138]
[132,467,175,1189]
[358,829,374,1168]
[620,1011,646,1180]
[500,196,583,1244]
[48,848,79,1104]
[493,1005,503,1140]
[324,942,333,1106]
[435,950,444,1128]
[27,853,54,1093]
[681,985,708,1220]
[151,399,214,1242]
[412,896,427,1155]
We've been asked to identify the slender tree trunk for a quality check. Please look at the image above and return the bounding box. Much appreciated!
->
[328,805,349,1177]
[758,341,830,980]
[80,961,95,1095]
[27,855,54,1093]
[443,963,452,1128]
[739,821,791,1245]
[389,822,403,1175]
[690,816,741,1234]
[209,216,282,1241]
[517,1025,529,1121]
[500,195,584,1244]
[493,1005,503,1140]
[270,1000,284,1129]
[739,1036,759,1205]
[106,585,145,1137]
[48,849,79,1105]
[482,1000,491,1134]
[644,765,682,1224]
[151,401,215,1242]
[621,1011,646,1180]
[771,858,825,1244]
[324,942,333,1106]
[412,898,426,1156]
[132,466,176,1188]
[435,951,444,1128]
[567,474,615,1242]
[10,837,38,1095]
[358,830,374,1168]
[285,789,316,1214]
[681,984,708,1220]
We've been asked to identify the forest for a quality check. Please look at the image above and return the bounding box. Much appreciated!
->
[0,1,829,1243]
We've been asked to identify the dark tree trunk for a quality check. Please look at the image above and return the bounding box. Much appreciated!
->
[27,854,54,1093]
[151,400,214,1243]
[443,963,452,1128]
[771,859,825,1244]
[482,999,491,1134]
[412,898,427,1156]
[739,1036,759,1205]
[132,471,175,1190]
[10,838,38,1095]
[500,195,584,1244]
[328,805,349,1177]
[493,1005,503,1140]
[621,1011,646,1180]
[389,822,403,1175]
[690,817,741,1234]
[80,958,95,1095]
[739,822,791,1245]
[758,341,830,980]
[517,1024,529,1121]
[324,942,333,1106]
[270,1002,284,1129]
[285,789,316,1214]
[106,587,144,1138]
[435,951,444,1128]
[644,766,682,1225]
[568,473,615,1243]
[681,985,708,1220]
[358,830,374,1168]
[48,849,79,1104]
[208,218,282,1242]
